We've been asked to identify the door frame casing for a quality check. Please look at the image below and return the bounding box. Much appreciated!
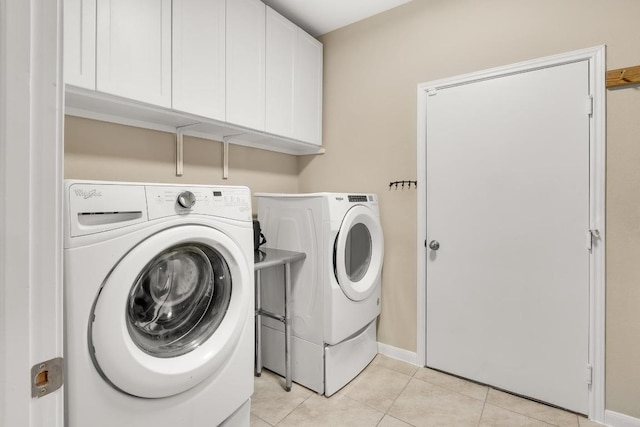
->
[416,46,606,421]
[0,0,64,425]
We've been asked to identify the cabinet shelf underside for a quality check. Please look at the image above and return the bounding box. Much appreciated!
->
[65,86,325,156]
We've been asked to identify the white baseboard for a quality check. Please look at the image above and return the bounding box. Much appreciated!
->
[605,410,640,427]
[377,342,419,366]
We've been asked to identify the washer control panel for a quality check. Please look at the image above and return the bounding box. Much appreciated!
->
[65,181,252,240]
[146,185,251,221]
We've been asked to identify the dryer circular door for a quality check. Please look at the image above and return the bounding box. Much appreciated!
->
[90,225,251,398]
[334,205,384,301]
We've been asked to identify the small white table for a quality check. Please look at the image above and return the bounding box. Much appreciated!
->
[254,248,306,392]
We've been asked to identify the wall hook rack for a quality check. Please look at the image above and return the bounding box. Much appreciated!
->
[389,180,417,190]
[606,65,640,89]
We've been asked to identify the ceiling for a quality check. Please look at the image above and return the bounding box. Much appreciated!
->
[264,0,414,37]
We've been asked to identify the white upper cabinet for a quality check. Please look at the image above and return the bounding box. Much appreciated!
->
[266,7,323,145]
[294,31,323,145]
[63,0,323,154]
[172,0,225,121]
[96,0,172,108]
[64,0,96,89]
[265,7,296,139]
[226,0,266,131]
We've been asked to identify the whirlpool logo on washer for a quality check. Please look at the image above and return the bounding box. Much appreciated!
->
[74,188,103,199]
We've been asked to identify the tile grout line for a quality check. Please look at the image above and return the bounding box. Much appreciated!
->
[477,397,488,427]
[481,399,564,427]
[412,367,489,404]
[411,365,490,426]
[379,365,421,426]
[368,365,416,419]
[253,412,274,427]
[484,388,580,427]
[339,393,387,426]
[272,388,317,426]
[383,375,417,427]
[343,361,417,426]
[252,370,317,426]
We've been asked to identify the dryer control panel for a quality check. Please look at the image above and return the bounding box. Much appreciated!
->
[347,195,370,203]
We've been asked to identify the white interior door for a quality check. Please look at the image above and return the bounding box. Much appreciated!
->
[425,60,591,413]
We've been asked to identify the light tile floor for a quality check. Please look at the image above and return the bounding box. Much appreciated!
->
[251,355,604,427]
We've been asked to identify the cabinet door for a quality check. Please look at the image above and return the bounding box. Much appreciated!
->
[265,7,296,138]
[64,0,96,89]
[173,0,225,120]
[226,0,265,131]
[294,32,323,145]
[96,0,171,107]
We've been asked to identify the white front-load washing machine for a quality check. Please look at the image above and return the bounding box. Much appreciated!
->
[256,193,384,396]
[64,180,254,427]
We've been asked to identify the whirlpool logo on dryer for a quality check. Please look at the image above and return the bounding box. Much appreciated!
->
[74,188,103,199]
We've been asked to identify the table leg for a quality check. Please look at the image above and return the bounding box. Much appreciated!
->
[255,269,262,377]
[284,263,292,391]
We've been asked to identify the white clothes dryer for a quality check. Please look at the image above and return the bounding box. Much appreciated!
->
[256,193,383,396]
[64,180,254,427]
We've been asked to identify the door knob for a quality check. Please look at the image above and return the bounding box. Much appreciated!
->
[429,240,440,251]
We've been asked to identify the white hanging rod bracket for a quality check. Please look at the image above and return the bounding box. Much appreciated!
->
[221,134,244,180]
[174,123,200,177]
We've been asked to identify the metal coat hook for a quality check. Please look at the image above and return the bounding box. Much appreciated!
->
[388,180,417,190]
[606,64,640,89]
[620,69,630,82]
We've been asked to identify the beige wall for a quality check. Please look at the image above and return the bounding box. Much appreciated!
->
[300,0,640,418]
[64,0,640,417]
[64,116,300,209]
[606,86,640,417]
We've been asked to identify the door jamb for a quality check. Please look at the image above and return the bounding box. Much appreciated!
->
[0,0,64,425]
[415,45,606,422]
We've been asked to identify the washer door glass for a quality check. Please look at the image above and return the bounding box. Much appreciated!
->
[127,244,231,358]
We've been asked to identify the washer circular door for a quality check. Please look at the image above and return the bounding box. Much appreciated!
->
[334,205,384,301]
[90,225,251,398]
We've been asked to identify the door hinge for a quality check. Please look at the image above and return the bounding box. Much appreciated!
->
[586,96,594,116]
[31,357,64,398]
[587,229,600,252]
[586,364,593,385]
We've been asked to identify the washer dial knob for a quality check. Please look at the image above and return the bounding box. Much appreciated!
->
[177,191,196,209]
